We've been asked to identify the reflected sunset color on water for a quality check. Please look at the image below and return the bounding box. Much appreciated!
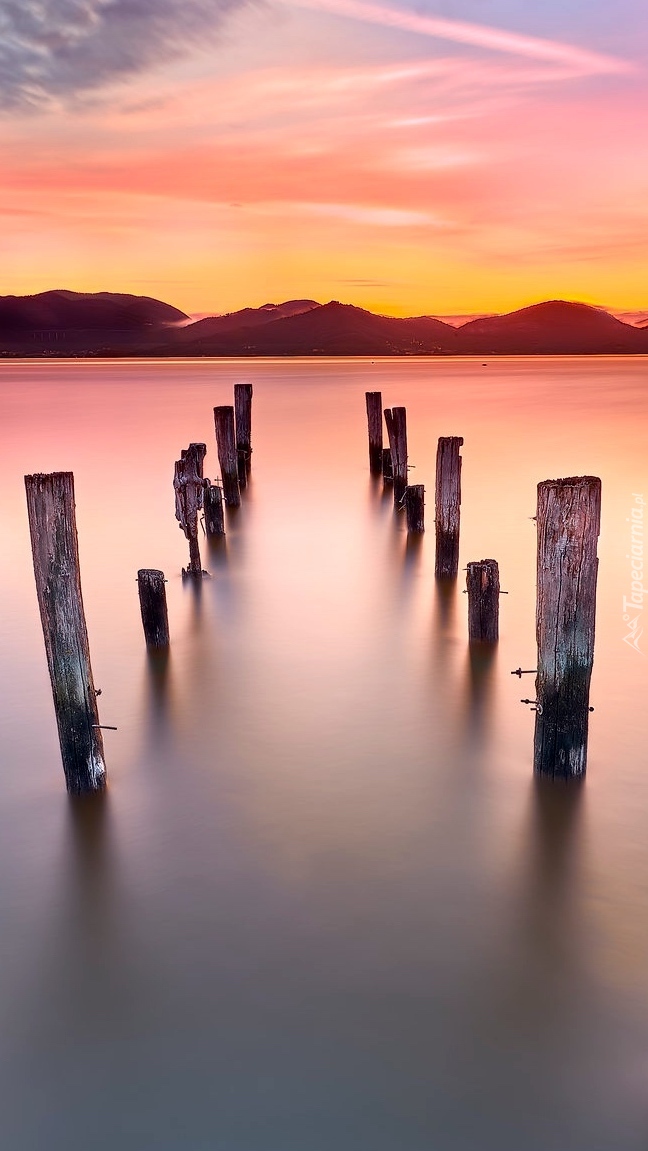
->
[1,357,647,1150]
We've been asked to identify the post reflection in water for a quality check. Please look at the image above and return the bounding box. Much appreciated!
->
[403,530,423,585]
[446,778,598,1149]
[205,532,228,571]
[367,473,384,508]
[208,534,245,626]
[433,574,459,635]
[462,642,498,748]
[380,478,394,511]
[141,648,175,752]
[183,568,204,625]
[378,493,426,638]
[521,776,586,993]
[48,793,122,1024]
[528,776,585,913]
[66,790,114,927]
[495,781,592,1106]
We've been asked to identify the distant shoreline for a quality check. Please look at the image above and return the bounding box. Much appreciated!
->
[3,350,648,360]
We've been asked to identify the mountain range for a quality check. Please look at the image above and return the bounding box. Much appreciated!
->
[1,290,647,356]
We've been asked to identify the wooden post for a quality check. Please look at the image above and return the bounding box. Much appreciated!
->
[182,442,206,479]
[385,406,408,504]
[234,383,253,487]
[466,559,499,642]
[174,445,206,575]
[405,484,425,532]
[534,476,601,778]
[137,569,169,647]
[382,447,393,483]
[213,406,241,507]
[365,392,383,474]
[203,481,225,537]
[435,436,463,577]
[24,472,107,795]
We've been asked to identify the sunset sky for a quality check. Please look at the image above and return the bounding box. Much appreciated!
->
[1,0,646,316]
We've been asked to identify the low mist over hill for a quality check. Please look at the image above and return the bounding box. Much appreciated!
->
[1,291,647,356]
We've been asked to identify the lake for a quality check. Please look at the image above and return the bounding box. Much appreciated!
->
[1,357,648,1150]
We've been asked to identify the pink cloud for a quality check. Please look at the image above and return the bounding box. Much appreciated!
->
[288,0,633,77]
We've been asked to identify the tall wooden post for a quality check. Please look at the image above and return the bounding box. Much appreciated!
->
[203,481,225,537]
[466,559,499,642]
[365,392,383,474]
[435,436,463,577]
[534,476,601,778]
[213,406,241,507]
[137,569,170,647]
[174,444,206,575]
[234,383,253,487]
[382,447,393,483]
[405,485,425,532]
[24,472,106,795]
[385,406,408,504]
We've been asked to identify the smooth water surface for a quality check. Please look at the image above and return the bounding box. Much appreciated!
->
[1,357,648,1150]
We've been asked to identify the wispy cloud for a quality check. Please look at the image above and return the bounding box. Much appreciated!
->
[287,0,633,77]
[249,200,440,226]
[302,201,436,226]
[0,0,248,110]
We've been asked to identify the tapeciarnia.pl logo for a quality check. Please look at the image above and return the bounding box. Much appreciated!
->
[622,493,645,654]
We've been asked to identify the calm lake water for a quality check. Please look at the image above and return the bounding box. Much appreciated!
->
[1,357,648,1150]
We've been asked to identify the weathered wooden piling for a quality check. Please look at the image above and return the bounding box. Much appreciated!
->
[382,447,393,483]
[234,383,253,487]
[385,406,408,504]
[213,406,241,507]
[365,392,383,474]
[137,569,170,647]
[405,484,425,532]
[182,442,206,478]
[534,476,601,778]
[435,436,463,577]
[203,481,225,537]
[24,472,107,795]
[174,445,206,575]
[466,559,499,642]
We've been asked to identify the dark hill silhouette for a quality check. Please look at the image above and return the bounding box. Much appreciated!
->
[0,290,187,353]
[455,300,647,354]
[0,289,186,331]
[1,292,647,356]
[160,301,459,356]
[172,300,319,344]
